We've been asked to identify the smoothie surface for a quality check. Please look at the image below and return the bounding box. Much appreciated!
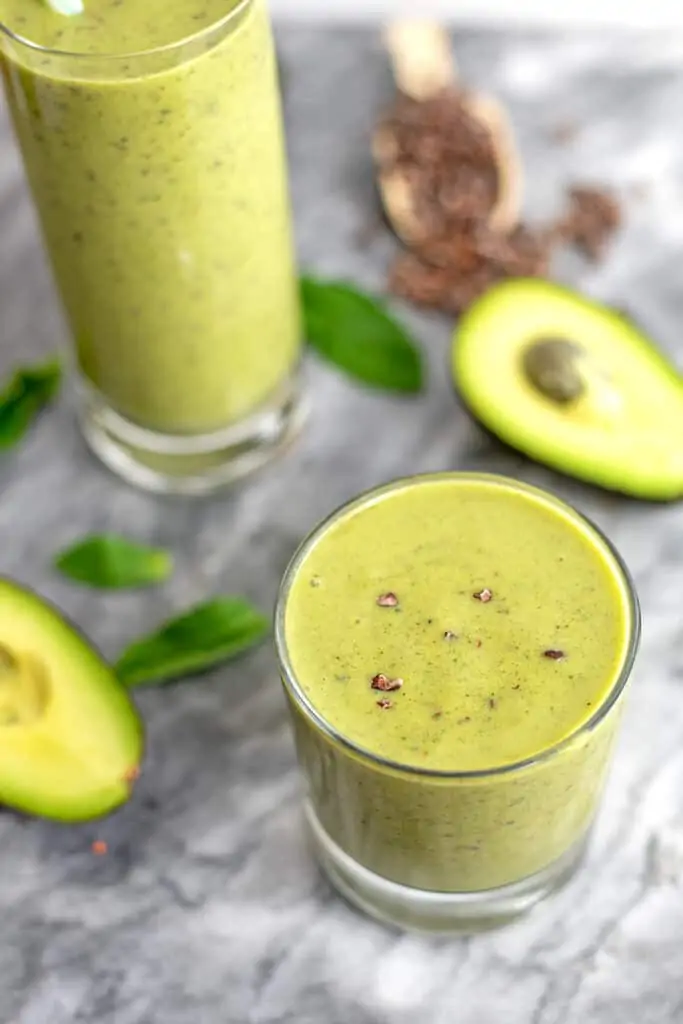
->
[284,476,633,772]
[0,0,242,54]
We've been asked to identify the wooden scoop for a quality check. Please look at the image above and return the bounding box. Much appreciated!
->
[373,21,523,244]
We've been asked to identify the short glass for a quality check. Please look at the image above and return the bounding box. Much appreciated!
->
[0,0,304,495]
[275,474,641,933]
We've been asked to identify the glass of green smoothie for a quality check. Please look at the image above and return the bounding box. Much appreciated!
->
[275,473,640,932]
[0,0,303,494]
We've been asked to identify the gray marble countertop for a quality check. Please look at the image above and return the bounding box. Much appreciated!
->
[269,0,683,30]
[3,24,683,1024]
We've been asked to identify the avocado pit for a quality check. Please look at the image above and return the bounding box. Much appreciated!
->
[522,337,586,404]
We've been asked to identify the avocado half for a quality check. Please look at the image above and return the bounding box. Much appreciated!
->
[0,579,143,822]
[452,278,683,500]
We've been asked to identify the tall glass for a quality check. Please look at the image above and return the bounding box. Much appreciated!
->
[275,474,641,932]
[0,0,303,494]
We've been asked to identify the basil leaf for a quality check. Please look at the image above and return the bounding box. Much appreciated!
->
[55,535,173,589]
[0,358,62,449]
[301,276,424,393]
[115,597,269,687]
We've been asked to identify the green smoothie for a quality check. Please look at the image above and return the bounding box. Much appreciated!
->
[0,0,300,435]
[278,474,638,894]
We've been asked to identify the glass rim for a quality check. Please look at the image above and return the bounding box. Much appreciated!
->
[274,471,641,781]
[0,0,251,62]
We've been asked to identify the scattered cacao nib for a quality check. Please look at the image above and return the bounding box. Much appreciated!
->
[371,673,404,692]
[377,698,394,710]
[475,639,483,648]
[549,119,579,145]
[443,630,458,641]
[377,592,399,608]
[557,186,621,262]
[377,85,622,314]
[310,577,321,588]
[488,697,497,710]
[473,588,493,603]
[548,120,577,146]
[512,684,521,690]
[458,716,472,724]
[432,710,443,720]
[544,649,567,661]
[389,224,551,315]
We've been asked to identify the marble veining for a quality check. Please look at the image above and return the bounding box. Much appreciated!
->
[1,25,683,1024]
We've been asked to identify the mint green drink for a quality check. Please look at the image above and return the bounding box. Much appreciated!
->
[0,0,302,493]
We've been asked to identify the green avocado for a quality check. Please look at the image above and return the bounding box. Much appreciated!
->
[0,579,143,822]
[452,278,683,500]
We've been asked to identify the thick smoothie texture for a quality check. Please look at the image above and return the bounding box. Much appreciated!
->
[0,0,300,435]
[281,474,637,892]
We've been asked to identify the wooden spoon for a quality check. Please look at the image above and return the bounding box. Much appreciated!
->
[373,20,523,244]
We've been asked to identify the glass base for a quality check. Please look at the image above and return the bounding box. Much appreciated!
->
[305,802,589,934]
[78,372,307,495]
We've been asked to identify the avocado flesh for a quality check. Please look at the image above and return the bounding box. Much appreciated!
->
[453,278,683,500]
[0,579,143,822]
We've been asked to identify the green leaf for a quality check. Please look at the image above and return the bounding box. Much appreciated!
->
[55,535,173,589]
[115,597,269,687]
[301,276,424,393]
[0,357,62,449]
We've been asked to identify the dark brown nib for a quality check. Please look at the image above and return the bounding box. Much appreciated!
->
[488,697,497,709]
[443,630,458,641]
[550,119,579,145]
[473,588,493,603]
[432,710,443,720]
[458,716,472,725]
[371,673,404,692]
[559,186,621,262]
[377,698,394,710]
[543,649,567,661]
[377,592,399,608]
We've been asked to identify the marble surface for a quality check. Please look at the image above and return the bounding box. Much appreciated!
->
[270,0,683,31]
[2,23,683,1024]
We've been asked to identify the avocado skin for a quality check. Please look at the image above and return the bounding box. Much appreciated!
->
[452,278,683,502]
[0,578,144,823]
